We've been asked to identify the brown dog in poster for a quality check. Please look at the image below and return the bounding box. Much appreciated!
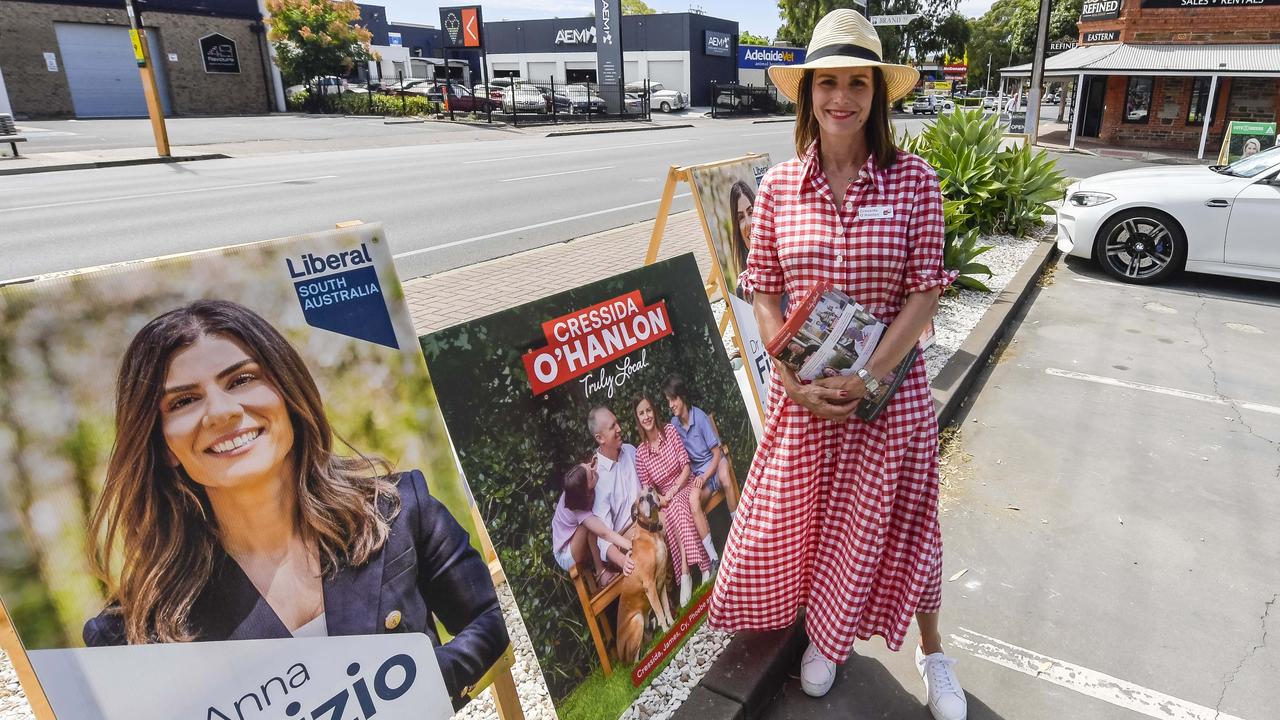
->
[615,489,675,663]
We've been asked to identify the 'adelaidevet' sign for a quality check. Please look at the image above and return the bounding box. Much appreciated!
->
[1081,0,1122,20]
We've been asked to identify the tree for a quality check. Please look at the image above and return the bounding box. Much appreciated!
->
[777,0,965,61]
[265,0,373,87]
[965,0,1081,91]
[622,0,658,13]
[740,30,771,45]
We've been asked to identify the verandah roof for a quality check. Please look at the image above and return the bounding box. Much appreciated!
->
[1000,43,1280,77]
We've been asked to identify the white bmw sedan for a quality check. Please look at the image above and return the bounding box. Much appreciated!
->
[1056,145,1280,284]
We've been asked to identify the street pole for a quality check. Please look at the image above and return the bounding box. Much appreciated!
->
[124,0,170,156]
[985,53,991,96]
[1026,0,1052,145]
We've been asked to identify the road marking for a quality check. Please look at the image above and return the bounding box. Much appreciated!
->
[951,627,1246,720]
[0,175,339,214]
[500,166,613,183]
[740,130,790,137]
[465,138,691,164]
[393,192,693,259]
[1045,368,1280,416]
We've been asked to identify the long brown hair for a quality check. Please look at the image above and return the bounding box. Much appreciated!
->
[89,300,400,644]
[793,67,899,171]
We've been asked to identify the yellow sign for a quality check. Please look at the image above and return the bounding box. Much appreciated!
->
[931,81,952,92]
[129,28,146,66]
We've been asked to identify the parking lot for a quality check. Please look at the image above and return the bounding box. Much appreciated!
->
[766,255,1279,719]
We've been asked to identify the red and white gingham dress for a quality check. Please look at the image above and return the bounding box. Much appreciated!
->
[636,423,711,575]
[708,142,956,664]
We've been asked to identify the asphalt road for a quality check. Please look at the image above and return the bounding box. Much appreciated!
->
[765,257,1280,720]
[1,114,1152,283]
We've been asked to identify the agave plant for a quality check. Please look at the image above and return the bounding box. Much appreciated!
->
[942,200,994,292]
[994,142,1069,236]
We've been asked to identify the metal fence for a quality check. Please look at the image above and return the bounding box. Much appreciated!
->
[709,82,784,118]
[289,75,654,126]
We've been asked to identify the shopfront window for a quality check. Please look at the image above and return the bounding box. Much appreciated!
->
[1123,76,1152,124]
[1187,77,1216,124]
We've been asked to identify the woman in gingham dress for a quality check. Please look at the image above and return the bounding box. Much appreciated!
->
[633,394,714,608]
[708,10,967,719]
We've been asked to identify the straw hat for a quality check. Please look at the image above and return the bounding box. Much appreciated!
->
[769,9,920,104]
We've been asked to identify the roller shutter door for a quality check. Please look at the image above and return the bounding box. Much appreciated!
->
[54,23,171,118]
[527,62,556,83]
[646,60,684,93]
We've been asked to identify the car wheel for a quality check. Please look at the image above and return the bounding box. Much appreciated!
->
[660,101,671,112]
[1093,208,1187,284]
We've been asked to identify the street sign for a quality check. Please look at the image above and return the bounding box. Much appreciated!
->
[871,14,920,26]
[1008,111,1027,134]
[439,6,483,48]
[129,28,146,67]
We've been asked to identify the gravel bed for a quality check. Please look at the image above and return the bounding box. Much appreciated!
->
[0,231,1045,720]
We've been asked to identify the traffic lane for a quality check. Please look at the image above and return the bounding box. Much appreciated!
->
[930,256,1279,718]
[0,125,796,280]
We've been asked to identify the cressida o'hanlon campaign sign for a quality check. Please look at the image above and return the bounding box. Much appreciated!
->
[423,254,755,718]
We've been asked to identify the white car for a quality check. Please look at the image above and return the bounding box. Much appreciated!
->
[503,85,548,112]
[627,81,688,112]
[1056,144,1280,284]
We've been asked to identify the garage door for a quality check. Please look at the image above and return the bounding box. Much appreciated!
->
[55,23,172,118]
[624,61,639,82]
[527,62,556,84]
[646,60,684,93]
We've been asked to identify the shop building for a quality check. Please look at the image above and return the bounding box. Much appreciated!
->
[1002,0,1280,157]
[0,0,276,119]
[481,13,738,105]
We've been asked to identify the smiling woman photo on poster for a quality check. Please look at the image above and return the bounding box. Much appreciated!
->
[729,179,757,296]
[82,300,507,709]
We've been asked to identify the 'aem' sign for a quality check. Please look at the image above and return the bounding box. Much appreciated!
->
[555,26,596,44]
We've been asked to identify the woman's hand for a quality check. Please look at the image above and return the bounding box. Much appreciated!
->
[693,472,708,489]
[813,374,869,402]
[777,361,859,421]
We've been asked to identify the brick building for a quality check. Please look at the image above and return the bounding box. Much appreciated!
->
[0,0,275,119]
[1002,0,1280,157]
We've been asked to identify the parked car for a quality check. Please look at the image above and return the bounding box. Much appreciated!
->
[286,75,349,97]
[626,81,688,112]
[624,92,646,113]
[556,85,608,113]
[425,84,495,112]
[912,95,941,115]
[503,85,549,112]
[473,83,507,102]
[1056,144,1280,284]
[384,78,436,96]
[982,95,997,110]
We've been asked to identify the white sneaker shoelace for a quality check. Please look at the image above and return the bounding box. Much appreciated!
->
[926,655,961,695]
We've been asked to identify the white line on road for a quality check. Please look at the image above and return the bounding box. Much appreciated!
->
[393,192,693,259]
[465,138,691,164]
[740,130,790,137]
[500,166,614,183]
[951,627,1246,720]
[0,176,339,214]
[1044,368,1280,416]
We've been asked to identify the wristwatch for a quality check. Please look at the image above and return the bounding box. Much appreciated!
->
[855,368,881,398]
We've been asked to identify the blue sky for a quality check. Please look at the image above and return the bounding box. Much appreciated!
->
[374,0,996,40]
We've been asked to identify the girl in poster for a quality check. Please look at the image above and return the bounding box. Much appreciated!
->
[82,300,507,709]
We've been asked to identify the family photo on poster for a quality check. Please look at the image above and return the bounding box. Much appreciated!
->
[421,254,754,720]
[0,226,510,719]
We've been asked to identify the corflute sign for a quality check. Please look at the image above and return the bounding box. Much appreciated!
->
[737,44,807,70]
[705,30,732,56]
[1081,0,1122,21]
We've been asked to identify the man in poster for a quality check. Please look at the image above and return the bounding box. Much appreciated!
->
[588,407,641,580]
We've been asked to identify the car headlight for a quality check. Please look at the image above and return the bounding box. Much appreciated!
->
[1068,191,1116,207]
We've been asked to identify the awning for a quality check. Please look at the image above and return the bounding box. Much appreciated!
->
[1000,43,1280,78]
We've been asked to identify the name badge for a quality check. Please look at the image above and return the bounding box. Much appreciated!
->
[858,205,894,220]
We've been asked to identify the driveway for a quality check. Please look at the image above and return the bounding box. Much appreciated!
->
[765,256,1279,719]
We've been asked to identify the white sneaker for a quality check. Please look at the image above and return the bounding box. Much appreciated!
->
[799,642,837,697]
[678,573,692,606]
[915,646,967,720]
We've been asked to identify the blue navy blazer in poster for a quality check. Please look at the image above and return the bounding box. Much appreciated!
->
[83,470,508,710]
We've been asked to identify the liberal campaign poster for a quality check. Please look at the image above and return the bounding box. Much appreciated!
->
[421,254,754,720]
[0,225,511,719]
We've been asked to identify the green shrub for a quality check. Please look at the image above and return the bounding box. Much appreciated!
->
[900,109,1067,291]
[285,89,440,117]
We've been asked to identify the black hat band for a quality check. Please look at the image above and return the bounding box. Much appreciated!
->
[805,43,882,63]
